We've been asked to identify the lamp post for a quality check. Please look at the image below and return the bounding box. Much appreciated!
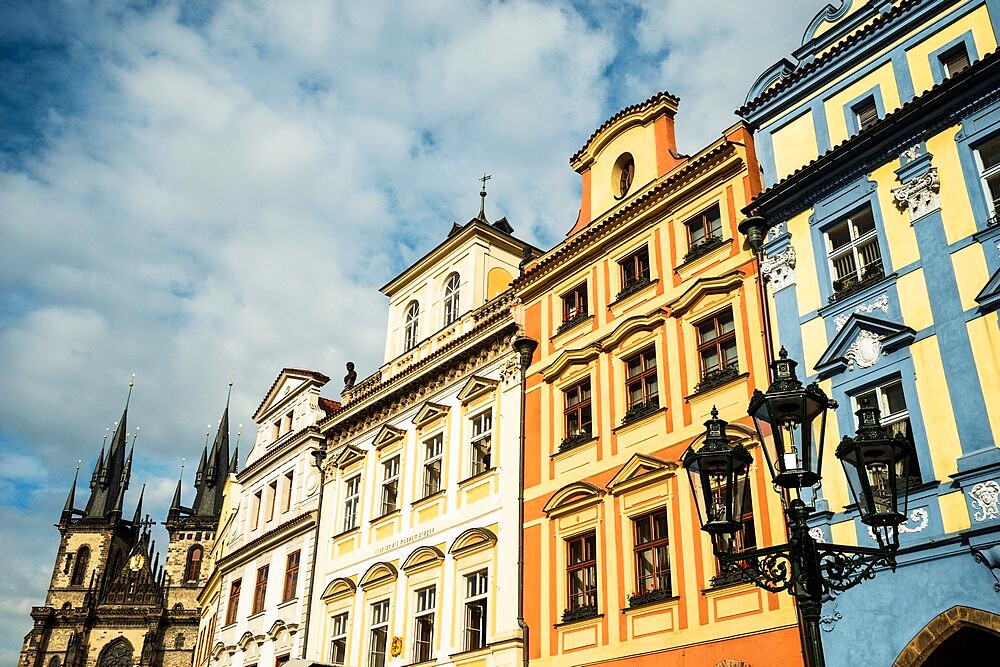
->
[683,348,915,667]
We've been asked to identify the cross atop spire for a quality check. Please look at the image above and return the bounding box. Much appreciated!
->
[477,173,491,222]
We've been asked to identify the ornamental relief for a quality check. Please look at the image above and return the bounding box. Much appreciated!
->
[761,246,796,292]
[892,167,940,222]
[970,480,1000,522]
[845,329,885,370]
[834,294,890,331]
[867,507,929,541]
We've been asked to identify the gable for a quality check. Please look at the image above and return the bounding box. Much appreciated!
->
[975,266,1000,313]
[373,424,405,451]
[320,577,357,601]
[252,368,330,422]
[607,453,679,496]
[412,402,449,427]
[401,545,445,573]
[333,445,366,470]
[543,482,605,518]
[665,271,744,317]
[457,376,499,403]
[814,313,916,379]
[448,527,498,557]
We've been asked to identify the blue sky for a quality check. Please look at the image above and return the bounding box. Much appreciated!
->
[0,0,823,659]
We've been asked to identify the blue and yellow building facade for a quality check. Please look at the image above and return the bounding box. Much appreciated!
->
[740,1,1000,664]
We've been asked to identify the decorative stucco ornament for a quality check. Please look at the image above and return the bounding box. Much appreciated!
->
[834,294,890,331]
[892,167,940,222]
[500,354,520,388]
[808,527,826,543]
[761,246,797,292]
[970,480,1000,522]
[845,329,884,369]
[869,507,929,541]
[767,222,786,241]
[901,145,922,162]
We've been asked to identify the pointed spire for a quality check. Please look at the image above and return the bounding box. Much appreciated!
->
[132,484,145,525]
[61,463,80,525]
[90,441,105,489]
[194,443,208,488]
[169,464,183,514]
[230,444,239,475]
[477,173,491,222]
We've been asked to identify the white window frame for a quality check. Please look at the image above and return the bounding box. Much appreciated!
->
[464,570,488,651]
[851,378,922,486]
[329,611,349,665]
[826,206,883,288]
[343,474,361,532]
[469,410,493,477]
[443,274,461,326]
[380,456,400,515]
[422,434,443,498]
[975,135,1000,221]
[413,585,436,663]
[404,301,420,351]
[369,599,390,667]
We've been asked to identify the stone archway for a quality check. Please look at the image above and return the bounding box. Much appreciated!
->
[894,605,1000,666]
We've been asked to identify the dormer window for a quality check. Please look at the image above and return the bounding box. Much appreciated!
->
[940,43,970,78]
[404,301,420,351]
[614,152,635,198]
[443,274,461,326]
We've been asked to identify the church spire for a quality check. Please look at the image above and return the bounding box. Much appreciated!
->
[84,377,135,519]
[132,484,145,525]
[192,381,234,518]
[60,463,80,526]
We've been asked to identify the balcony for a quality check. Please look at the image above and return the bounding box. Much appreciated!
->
[830,264,885,303]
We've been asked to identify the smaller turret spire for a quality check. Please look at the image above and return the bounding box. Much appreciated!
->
[132,484,145,525]
[61,462,80,525]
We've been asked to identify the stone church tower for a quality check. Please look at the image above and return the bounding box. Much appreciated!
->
[19,387,233,667]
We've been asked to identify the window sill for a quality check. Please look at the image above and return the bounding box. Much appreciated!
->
[449,646,492,660]
[277,597,297,609]
[403,660,436,667]
[332,526,359,540]
[247,610,266,620]
[685,371,749,400]
[555,610,603,627]
[680,236,731,266]
[626,589,677,609]
[615,403,664,429]
[555,432,596,453]
[817,272,896,317]
[412,489,446,507]
[553,313,593,339]
[609,278,658,307]
[459,467,496,487]
[370,509,401,525]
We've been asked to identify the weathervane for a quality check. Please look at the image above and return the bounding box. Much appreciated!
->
[478,173,491,222]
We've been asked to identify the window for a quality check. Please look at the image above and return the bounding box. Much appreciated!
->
[444,274,461,326]
[464,570,488,651]
[252,490,262,530]
[422,435,443,497]
[685,205,723,249]
[853,379,922,487]
[271,421,280,441]
[562,381,592,448]
[225,579,241,625]
[614,152,635,198]
[940,43,970,77]
[282,550,300,602]
[370,599,390,667]
[71,545,90,586]
[283,471,294,513]
[469,410,492,476]
[618,246,650,298]
[633,510,670,598]
[561,283,588,326]
[854,97,879,132]
[329,612,349,665]
[696,309,739,387]
[185,545,203,583]
[266,480,277,522]
[252,565,268,615]
[275,655,289,667]
[413,586,436,662]
[381,456,400,515]
[566,533,598,616]
[283,410,293,434]
[624,347,658,415]
[826,206,884,294]
[344,474,361,531]
[713,476,757,584]
[976,135,1000,222]
[404,301,420,351]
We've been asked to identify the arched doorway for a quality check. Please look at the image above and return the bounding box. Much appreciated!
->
[894,606,1000,666]
[97,638,133,667]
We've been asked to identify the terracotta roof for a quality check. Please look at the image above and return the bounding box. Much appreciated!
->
[747,48,999,211]
[570,90,680,165]
[318,397,342,416]
[738,0,921,117]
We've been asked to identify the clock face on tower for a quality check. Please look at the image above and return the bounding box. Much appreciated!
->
[128,552,146,571]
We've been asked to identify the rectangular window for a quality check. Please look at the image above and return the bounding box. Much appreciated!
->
[624,347,658,412]
[370,599,390,667]
[685,204,723,248]
[854,97,879,131]
[940,43,971,77]
[275,655,289,667]
[329,612,349,665]
[469,410,493,476]
[283,471,294,513]
[976,135,1000,222]
[283,410,294,434]
[827,206,884,294]
[282,550,300,602]
[422,435,443,498]
[225,578,241,625]
[712,479,756,583]
[381,456,400,516]
[266,480,277,522]
[566,533,598,614]
[696,309,739,382]
[413,585,436,663]
[464,570,488,651]
[633,510,671,596]
[561,283,588,324]
[618,246,650,295]
[252,491,262,530]
[344,474,361,531]
[563,380,592,440]
[252,565,269,615]
[272,421,280,441]
[853,379,923,486]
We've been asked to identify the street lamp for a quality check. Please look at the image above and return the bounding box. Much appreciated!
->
[683,348,914,667]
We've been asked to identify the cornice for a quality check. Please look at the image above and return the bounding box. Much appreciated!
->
[237,426,324,483]
[215,512,314,570]
[570,91,680,170]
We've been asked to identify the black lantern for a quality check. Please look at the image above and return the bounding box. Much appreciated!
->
[683,407,754,556]
[835,400,914,551]
[738,215,769,254]
[748,348,834,489]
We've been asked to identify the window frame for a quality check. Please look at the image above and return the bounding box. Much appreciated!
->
[561,282,588,325]
[443,274,461,326]
[343,474,361,532]
[562,380,592,446]
[851,377,923,487]
[252,565,269,615]
[422,434,444,498]
[975,135,1000,224]
[463,570,489,651]
[825,204,885,296]
[282,470,294,513]
[684,204,724,249]
[623,346,659,415]
[185,544,204,583]
[282,550,300,602]
[380,456,401,516]
[617,246,651,298]
[695,308,739,386]
[631,510,671,599]
[404,301,420,351]
[225,578,241,625]
[329,611,349,665]
[469,409,493,477]
[565,532,598,617]
[369,599,390,667]
[413,585,436,663]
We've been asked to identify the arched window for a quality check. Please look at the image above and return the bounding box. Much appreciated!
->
[443,274,461,326]
[97,638,133,667]
[70,546,90,586]
[404,302,420,351]
[185,545,203,582]
[48,656,60,667]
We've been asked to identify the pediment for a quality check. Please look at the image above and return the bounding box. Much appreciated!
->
[607,454,678,495]
[252,368,330,422]
[541,346,601,383]
[359,562,398,589]
[321,577,357,601]
[412,402,450,427]
[448,527,497,556]
[373,424,405,451]
[665,271,744,317]
[975,266,1000,313]
[333,445,366,470]
[814,314,916,379]
[543,481,605,518]
[457,376,499,403]
[402,545,445,573]
[266,619,297,640]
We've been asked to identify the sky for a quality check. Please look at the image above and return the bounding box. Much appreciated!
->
[0,0,824,659]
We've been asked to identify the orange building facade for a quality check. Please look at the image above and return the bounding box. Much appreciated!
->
[513,92,804,666]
